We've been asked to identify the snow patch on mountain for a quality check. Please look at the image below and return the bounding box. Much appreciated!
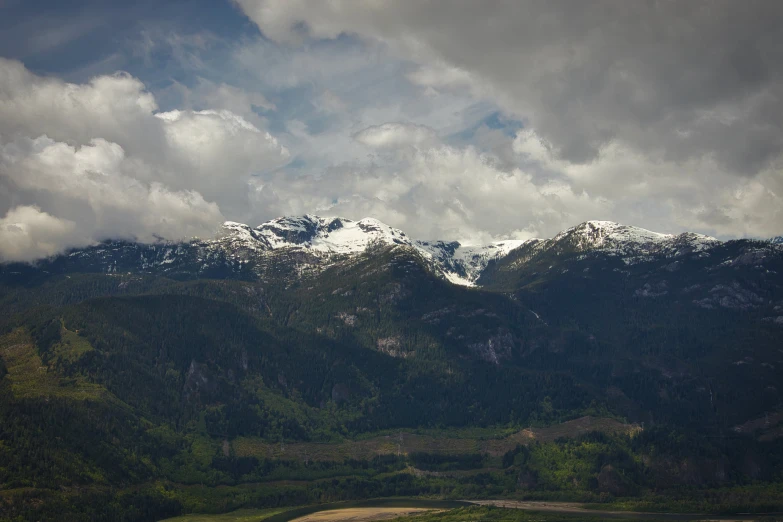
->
[417,239,534,286]
[252,215,410,253]
[311,218,410,253]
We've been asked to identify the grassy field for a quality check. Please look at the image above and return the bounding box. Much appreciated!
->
[0,328,106,401]
[289,507,436,522]
[232,416,641,462]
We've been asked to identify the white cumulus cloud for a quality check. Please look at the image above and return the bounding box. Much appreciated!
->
[0,58,289,261]
[0,206,78,262]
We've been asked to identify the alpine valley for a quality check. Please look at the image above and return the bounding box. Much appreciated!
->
[2,216,783,521]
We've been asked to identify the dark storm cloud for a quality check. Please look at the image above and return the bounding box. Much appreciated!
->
[238,0,783,174]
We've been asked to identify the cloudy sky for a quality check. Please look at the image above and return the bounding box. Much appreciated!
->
[1,0,782,261]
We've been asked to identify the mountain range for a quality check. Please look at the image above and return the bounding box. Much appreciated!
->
[7,214,773,286]
[217,216,724,286]
[1,216,783,520]
[7,215,782,318]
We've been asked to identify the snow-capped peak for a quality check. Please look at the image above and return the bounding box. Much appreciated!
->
[211,216,725,286]
[217,221,264,249]
[550,220,719,256]
[554,221,671,249]
[252,215,411,253]
[220,221,254,237]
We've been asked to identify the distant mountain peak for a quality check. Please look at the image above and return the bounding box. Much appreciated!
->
[251,215,410,253]
[558,220,671,244]
[549,220,719,256]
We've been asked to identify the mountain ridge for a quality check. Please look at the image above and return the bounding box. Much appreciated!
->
[2,215,755,288]
[210,215,724,285]
[216,214,533,285]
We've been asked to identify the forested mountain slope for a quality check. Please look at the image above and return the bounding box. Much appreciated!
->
[1,217,782,521]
